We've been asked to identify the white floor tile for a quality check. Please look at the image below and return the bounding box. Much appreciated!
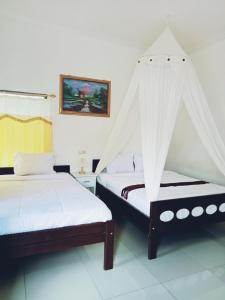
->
[24,247,81,274]
[138,249,204,283]
[158,229,209,256]
[182,238,225,268]
[79,242,158,299]
[118,226,148,256]
[215,235,225,248]
[25,262,101,300]
[164,270,225,300]
[88,259,159,299]
[211,264,225,281]
[110,284,175,300]
[78,239,135,267]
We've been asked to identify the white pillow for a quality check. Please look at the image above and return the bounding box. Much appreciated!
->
[134,153,144,172]
[106,153,134,173]
[14,152,55,176]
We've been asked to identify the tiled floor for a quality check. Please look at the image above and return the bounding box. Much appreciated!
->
[1,220,225,300]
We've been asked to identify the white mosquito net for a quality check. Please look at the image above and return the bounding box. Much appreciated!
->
[96,28,225,202]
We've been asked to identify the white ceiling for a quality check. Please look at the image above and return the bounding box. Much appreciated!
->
[1,0,225,52]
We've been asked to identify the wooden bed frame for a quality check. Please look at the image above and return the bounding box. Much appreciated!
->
[92,160,225,259]
[0,165,114,270]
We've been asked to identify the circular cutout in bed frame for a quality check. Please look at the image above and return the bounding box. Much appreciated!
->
[192,206,204,217]
[206,204,217,215]
[219,203,225,212]
[176,208,190,219]
[160,211,174,222]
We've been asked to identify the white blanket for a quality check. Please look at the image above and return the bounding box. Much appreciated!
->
[0,173,112,235]
[97,171,225,216]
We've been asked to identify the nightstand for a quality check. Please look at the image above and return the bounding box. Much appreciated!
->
[71,172,97,194]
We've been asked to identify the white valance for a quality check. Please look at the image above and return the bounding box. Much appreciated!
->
[0,94,51,117]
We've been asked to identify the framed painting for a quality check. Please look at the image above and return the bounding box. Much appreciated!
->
[59,74,111,117]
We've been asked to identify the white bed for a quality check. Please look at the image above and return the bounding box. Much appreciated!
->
[97,170,225,217]
[0,172,112,235]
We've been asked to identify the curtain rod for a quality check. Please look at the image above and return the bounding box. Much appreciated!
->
[0,90,56,99]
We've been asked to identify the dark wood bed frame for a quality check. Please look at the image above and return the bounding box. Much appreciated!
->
[92,159,225,259]
[0,165,114,270]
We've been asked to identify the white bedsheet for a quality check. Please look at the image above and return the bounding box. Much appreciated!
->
[0,173,111,235]
[97,171,225,216]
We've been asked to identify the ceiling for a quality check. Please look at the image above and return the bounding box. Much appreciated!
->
[1,0,225,52]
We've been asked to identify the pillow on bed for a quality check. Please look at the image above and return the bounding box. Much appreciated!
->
[134,153,144,172]
[14,152,55,176]
[106,153,134,173]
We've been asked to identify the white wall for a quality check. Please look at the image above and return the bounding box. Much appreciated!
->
[166,39,225,184]
[2,12,225,182]
[0,14,142,171]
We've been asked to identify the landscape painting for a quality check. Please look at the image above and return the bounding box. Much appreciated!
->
[59,75,111,117]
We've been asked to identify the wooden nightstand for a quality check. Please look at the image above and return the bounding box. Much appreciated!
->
[71,172,97,194]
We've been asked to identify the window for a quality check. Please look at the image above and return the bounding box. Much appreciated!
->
[0,93,53,167]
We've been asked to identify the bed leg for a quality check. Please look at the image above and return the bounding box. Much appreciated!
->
[104,221,114,270]
[148,202,159,259]
[148,226,158,259]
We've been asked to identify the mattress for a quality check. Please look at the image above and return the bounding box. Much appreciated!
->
[97,171,225,217]
[0,173,112,236]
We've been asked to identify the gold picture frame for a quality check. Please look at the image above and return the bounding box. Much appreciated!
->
[59,74,111,117]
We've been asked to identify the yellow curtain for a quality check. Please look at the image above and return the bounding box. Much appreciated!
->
[0,114,53,167]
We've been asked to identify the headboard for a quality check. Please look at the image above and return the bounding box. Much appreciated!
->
[0,165,70,175]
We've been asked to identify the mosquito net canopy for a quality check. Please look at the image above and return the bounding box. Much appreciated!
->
[96,28,225,202]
